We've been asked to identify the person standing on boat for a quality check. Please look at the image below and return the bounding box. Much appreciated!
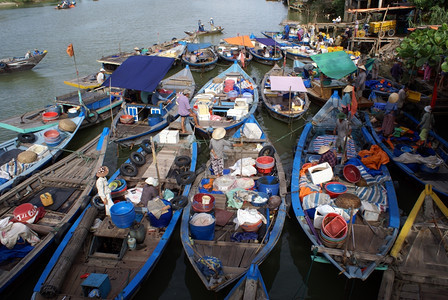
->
[283,24,290,40]
[334,112,351,153]
[341,85,353,116]
[25,51,31,59]
[397,85,408,114]
[318,145,337,168]
[177,89,200,133]
[417,105,435,144]
[371,57,380,80]
[140,177,159,207]
[210,127,232,176]
[96,68,106,84]
[198,20,205,32]
[96,166,114,216]
[210,17,215,29]
[390,60,403,83]
[354,65,367,100]
[381,93,398,137]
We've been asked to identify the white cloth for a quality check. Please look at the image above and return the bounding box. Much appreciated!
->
[96,72,105,84]
[96,177,114,216]
[234,208,267,229]
[394,153,443,167]
[0,217,40,249]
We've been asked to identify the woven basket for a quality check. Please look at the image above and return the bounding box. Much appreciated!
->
[212,77,224,83]
[58,119,77,132]
[334,193,361,209]
[17,151,38,164]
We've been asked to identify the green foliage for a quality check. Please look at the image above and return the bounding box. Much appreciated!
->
[411,0,448,10]
[397,23,448,70]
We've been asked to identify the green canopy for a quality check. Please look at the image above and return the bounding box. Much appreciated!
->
[311,51,357,80]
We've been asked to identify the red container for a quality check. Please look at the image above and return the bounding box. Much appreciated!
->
[192,193,215,213]
[322,213,347,239]
[44,129,60,139]
[343,164,361,183]
[42,111,59,122]
[120,114,135,124]
[240,219,262,232]
[256,156,275,174]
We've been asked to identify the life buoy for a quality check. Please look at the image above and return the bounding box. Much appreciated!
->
[140,139,152,154]
[85,110,99,123]
[18,132,36,143]
[171,195,188,210]
[176,171,196,185]
[91,195,104,210]
[120,163,138,177]
[258,145,275,157]
[130,152,146,166]
[174,155,191,167]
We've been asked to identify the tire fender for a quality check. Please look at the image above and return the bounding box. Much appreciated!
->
[130,152,146,166]
[120,163,138,177]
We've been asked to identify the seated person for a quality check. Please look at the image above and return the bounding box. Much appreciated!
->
[151,89,167,106]
[318,145,337,168]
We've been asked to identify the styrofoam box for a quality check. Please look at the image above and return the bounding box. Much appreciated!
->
[28,144,49,156]
[307,162,333,185]
[227,109,245,120]
[158,129,170,143]
[243,123,262,139]
[198,114,210,121]
[361,201,380,222]
[166,130,179,144]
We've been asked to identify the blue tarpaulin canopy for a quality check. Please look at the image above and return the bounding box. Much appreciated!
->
[102,56,175,92]
[311,51,357,80]
[187,43,212,52]
[255,38,281,47]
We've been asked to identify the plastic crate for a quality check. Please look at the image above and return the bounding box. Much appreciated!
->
[406,90,421,103]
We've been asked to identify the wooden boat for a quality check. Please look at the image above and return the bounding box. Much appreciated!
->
[181,43,218,72]
[111,65,195,147]
[291,99,400,280]
[248,38,283,66]
[32,118,197,300]
[190,62,259,138]
[364,110,448,198]
[216,44,253,67]
[0,114,85,193]
[0,87,123,134]
[306,77,348,107]
[185,26,224,36]
[225,264,269,300]
[0,128,110,293]
[149,43,186,62]
[63,72,102,90]
[283,45,318,62]
[97,52,134,74]
[261,64,310,123]
[181,115,287,291]
[378,184,448,299]
[0,51,47,74]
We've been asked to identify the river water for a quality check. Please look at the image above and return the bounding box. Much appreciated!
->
[0,1,423,299]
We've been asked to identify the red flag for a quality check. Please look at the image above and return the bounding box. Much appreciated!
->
[351,89,358,117]
[66,44,74,57]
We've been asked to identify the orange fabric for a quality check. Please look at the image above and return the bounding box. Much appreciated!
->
[224,36,254,47]
[298,162,319,201]
[351,89,358,117]
[358,144,389,170]
[66,44,74,57]
[202,178,214,190]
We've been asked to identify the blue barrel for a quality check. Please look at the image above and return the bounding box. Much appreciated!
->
[257,176,279,197]
[110,201,136,228]
[148,199,172,228]
[189,213,215,241]
[148,114,162,126]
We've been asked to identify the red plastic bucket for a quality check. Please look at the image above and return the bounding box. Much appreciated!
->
[192,193,215,213]
[322,213,347,239]
[240,219,262,232]
[256,156,275,174]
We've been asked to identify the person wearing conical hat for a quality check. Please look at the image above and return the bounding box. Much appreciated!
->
[341,85,353,115]
[354,65,367,100]
[333,112,351,153]
[318,145,337,168]
[210,127,232,176]
[95,166,114,216]
[140,177,159,207]
[381,93,399,137]
[417,105,435,144]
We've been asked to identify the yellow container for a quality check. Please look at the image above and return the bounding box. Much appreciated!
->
[40,192,54,206]
[407,90,421,103]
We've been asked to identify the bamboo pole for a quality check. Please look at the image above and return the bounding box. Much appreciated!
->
[150,136,162,197]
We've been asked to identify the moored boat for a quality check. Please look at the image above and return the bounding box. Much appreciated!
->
[248,38,283,66]
[181,115,286,291]
[108,57,195,147]
[0,128,110,293]
[225,264,269,300]
[63,72,103,90]
[185,26,224,36]
[0,50,47,74]
[291,98,400,280]
[216,36,255,67]
[0,114,85,193]
[32,118,197,300]
[190,61,258,138]
[181,43,218,72]
[261,64,310,123]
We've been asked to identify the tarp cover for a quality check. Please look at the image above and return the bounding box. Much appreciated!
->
[224,36,255,48]
[187,43,212,52]
[255,38,281,47]
[102,56,174,92]
[270,76,307,92]
[311,51,357,80]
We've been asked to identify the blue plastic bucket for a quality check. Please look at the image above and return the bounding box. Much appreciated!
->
[257,176,279,197]
[148,114,162,126]
[190,214,215,241]
[110,201,136,228]
[148,199,172,228]
[45,105,61,116]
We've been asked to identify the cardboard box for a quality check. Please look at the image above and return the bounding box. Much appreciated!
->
[307,162,333,185]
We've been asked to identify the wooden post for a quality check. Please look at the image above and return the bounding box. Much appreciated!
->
[150,136,162,197]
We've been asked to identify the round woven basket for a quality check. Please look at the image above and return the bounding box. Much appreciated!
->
[17,151,38,164]
[335,193,361,209]
[58,119,77,132]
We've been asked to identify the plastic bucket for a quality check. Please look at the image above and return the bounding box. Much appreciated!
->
[42,112,59,122]
[148,199,172,228]
[45,105,61,115]
[148,114,162,126]
[257,176,279,197]
[110,201,136,229]
[256,156,275,174]
[68,108,79,118]
[241,219,262,232]
[192,193,215,213]
[190,214,215,241]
